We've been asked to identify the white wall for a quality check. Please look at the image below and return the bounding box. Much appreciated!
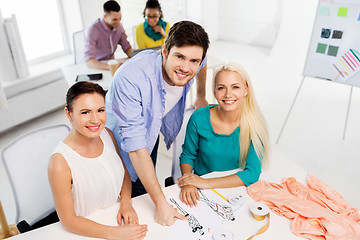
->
[185,0,218,42]
[218,0,282,48]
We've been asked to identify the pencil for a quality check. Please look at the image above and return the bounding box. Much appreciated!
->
[211,188,228,202]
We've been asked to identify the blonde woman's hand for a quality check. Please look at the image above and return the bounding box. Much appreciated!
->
[179,185,199,207]
[177,173,209,189]
[117,201,139,225]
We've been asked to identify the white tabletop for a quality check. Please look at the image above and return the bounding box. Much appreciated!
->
[61,63,113,90]
[61,54,224,91]
[7,154,306,240]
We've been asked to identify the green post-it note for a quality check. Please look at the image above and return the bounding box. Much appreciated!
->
[316,43,327,54]
[327,45,339,57]
[337,7,348,17]
[319,6,330,16]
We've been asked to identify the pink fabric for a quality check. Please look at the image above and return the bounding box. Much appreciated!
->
[247,173,360,240]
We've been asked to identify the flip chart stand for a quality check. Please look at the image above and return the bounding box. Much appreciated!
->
[276,76,353,143]
[276,76,305,143]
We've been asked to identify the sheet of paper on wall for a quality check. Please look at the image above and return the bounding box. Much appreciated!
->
[167,188,250,240]
[332,42,360,84]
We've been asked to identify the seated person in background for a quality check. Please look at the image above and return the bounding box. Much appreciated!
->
[135,0,170,49]
[84,0,133,70]
[177,63,270,207]
[48,81,147,240]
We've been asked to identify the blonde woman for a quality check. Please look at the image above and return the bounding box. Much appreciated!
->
[177,63,269,207]
[48,81,147,239]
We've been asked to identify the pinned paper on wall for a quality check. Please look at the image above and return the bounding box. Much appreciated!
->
[332,30,343,39]
[358,12,360,21]
[316,43,327,54]
[319,6,330,16]
[321,28,332,38]
[328,45,340,56]
[333,48,360,82]
[337,7,348,17]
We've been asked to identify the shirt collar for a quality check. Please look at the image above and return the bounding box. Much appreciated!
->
[100,17,114,32]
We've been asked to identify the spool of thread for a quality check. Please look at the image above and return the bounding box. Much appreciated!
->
[212,229,234,240]
[227,194,245,207]
[247,202,270,240]
[250,202,269,221]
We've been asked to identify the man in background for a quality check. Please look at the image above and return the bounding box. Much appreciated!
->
[84,0,132,70]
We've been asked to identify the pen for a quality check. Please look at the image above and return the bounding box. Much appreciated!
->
[211,188,228,202]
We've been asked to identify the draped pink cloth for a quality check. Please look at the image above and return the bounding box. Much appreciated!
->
[247,174,360,239]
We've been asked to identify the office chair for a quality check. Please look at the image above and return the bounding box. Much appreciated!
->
[165,107,195,187]
[73,30,86,64]
[1,124,70,233]
[132,25,138,50]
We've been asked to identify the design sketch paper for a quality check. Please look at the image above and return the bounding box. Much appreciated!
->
[167,188,251,240]
[332,43,360,83]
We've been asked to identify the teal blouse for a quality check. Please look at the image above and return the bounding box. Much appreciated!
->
[179,105,262,186]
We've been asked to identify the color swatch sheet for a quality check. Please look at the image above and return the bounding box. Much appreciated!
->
[303,1,360,86]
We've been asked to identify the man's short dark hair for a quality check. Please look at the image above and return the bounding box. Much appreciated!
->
[164,21,209,61]
[103,0,120,14]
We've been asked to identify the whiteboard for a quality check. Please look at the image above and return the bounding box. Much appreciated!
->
[303,0,360,87]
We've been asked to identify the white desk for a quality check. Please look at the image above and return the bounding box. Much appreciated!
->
[8,155,306,240]
[61,64,113,90]
[61,54,223,92]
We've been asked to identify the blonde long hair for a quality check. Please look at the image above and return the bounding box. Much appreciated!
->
[213,63,269,168]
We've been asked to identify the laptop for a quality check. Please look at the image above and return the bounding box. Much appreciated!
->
[130,46,162,57]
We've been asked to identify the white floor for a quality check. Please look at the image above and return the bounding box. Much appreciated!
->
[1,42,360,226]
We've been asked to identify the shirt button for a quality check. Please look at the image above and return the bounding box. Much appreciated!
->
[154,133,157,136]
[149,147,152,150]
[159,116,162,119]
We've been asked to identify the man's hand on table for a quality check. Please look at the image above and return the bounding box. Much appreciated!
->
[155,200,187,226]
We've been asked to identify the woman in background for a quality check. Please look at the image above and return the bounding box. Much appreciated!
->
[135,0,170,49]
[177,63,270,207]
[48,81,147,240]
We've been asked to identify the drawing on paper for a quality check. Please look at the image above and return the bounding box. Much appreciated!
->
[169,198,204,235]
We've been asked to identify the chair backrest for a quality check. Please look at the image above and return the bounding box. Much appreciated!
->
[171,107,195,183]
[73,30,86,64]
[132,25,138,50]
[1,124,70,226]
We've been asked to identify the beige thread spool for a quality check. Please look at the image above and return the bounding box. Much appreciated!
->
[247,202,270,240]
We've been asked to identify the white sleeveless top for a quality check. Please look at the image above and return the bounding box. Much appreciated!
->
[52,129,124,217]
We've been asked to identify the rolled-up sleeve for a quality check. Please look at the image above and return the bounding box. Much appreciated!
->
[111,72,147,152]
[118,24,131,52]
[235,142,262,186]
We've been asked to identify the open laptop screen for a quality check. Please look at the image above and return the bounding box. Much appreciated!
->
[130,46,162,57]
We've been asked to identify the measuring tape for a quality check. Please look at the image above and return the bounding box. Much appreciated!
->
[247,202,270,239]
